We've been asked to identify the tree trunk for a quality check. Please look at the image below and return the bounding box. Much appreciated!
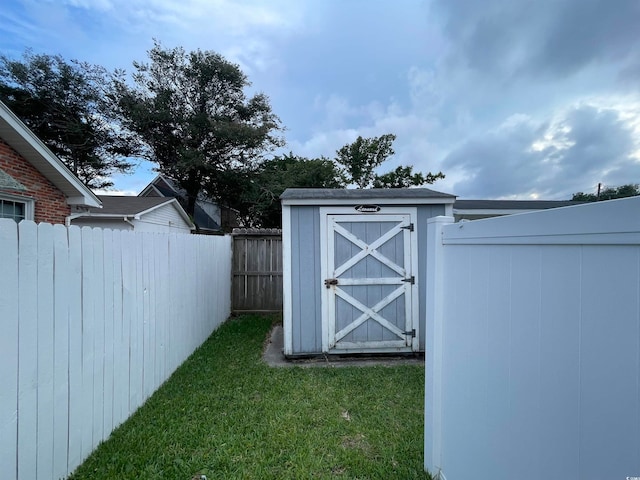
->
[183,172,201,233]
[186,192,197,219]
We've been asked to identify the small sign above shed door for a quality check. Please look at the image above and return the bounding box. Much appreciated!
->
[324,214,417,353]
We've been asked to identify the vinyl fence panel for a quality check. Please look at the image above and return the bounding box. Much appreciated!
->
[425,197,640,480]
[0,221,232,480]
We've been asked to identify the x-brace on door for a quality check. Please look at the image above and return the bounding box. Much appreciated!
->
[323,213,417,353]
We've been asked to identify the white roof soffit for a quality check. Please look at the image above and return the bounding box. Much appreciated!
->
[0,101,101,208]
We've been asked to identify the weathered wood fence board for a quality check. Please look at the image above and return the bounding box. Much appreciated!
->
[0,219,232,480]
[232,228,283,312]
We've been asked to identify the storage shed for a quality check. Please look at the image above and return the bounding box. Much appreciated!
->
[281,188,455,356]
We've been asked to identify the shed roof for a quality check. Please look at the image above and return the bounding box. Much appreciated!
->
[281,188,455,206]
[281,187,455,199]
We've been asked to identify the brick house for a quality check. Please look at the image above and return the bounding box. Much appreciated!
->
[0,101,100,224]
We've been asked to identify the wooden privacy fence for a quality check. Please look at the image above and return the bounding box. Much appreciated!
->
[0,220,232,480]
[232,228,283,312]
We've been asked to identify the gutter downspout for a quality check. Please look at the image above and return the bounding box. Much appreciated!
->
[124,216,135,229]
[65,213,84,227]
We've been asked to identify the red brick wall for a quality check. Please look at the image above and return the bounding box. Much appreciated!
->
[0,139,71,224]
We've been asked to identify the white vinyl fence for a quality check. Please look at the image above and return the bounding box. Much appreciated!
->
[0,220,232,480]
[425,197,640,480]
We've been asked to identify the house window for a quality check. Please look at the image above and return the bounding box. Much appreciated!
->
[0,195,34,222]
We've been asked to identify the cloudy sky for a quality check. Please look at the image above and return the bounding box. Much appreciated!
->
[1,0,639,199]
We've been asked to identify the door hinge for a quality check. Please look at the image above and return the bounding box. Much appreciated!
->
[401,223,414,232]
[402,276,415,284]
[404,329,416,338]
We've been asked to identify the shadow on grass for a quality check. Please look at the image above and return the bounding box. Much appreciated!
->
[68,315,431,480]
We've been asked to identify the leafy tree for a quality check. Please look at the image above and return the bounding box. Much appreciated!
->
[114,41,283,220]
[335,134,396,188]
[243,153,345,227]
[572,184,640,202]
[335,134,445,188]
[232,134,445,227]
[0,51,138,188]
[373,165,445,188]
[571,192,594,202]
[614,184,640,198]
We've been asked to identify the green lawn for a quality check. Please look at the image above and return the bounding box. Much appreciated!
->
[68,315,431,480]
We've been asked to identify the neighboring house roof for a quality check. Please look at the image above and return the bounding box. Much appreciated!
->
[453,199,583,216]
[0,100,101,208]
[70,195,195,229]
[139,174,212,203]
[192,203,221,231]
[138,174,178,198]
[139,174,221,231]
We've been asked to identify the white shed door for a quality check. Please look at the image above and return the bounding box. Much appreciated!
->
[324,214,417,352]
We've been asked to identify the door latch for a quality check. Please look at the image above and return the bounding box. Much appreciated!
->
[404,329,416,338]
[324,278,339,288]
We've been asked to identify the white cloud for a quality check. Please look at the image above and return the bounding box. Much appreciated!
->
[9,0,306,75]
[431,0,640,81]
[92,188,139,196]
[61,0,114,11]
[442,97,640,199]
[4,0,640,201]
[53,0,297,33]
[292,89,640,199]
[407,67,443,112]
[287,70,447,187]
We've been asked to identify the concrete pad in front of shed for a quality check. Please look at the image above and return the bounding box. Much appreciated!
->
[263,325,424,368]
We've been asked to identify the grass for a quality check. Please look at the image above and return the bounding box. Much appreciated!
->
[68,315,431,480]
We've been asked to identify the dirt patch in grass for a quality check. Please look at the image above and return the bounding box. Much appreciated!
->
[341,433,372,453]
